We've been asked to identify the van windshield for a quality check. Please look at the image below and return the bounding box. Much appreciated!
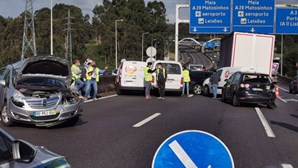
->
[161,63,181,74]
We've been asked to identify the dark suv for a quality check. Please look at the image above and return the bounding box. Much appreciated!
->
[221,72,276,108]
[189,71,213,95]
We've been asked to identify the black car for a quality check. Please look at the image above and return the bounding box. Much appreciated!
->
[221,72,276,108]
[289,75,298,93]
[189,71,213,95]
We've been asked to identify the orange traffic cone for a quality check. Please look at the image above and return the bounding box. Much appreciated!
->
[275,85,280,98]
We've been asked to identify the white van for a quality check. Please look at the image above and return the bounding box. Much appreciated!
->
[115,61,147,94]
[151,61,183,94]
[202,67,256,96]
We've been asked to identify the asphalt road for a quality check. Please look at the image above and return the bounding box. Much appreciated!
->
[180,49,213,69]
[1,84,298,168]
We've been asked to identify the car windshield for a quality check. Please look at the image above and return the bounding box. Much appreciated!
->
[243,74,272,83]
[17,77,66,88]
[189,65,203,71]
[161,63,181,74]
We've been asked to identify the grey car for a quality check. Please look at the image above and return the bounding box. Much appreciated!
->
[0,56,83,127]
[289,75,298,93]
[0,128,70,167]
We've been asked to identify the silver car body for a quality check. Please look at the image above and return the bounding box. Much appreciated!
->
[0,128,70,167]
[0,56,83,127]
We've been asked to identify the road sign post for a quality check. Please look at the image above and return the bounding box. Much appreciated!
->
[233,0,275,34]
[152,130,234,168]
[189,0,231,34]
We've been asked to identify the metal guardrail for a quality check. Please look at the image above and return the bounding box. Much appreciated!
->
[97,76,116,95]
[277,74,293,85]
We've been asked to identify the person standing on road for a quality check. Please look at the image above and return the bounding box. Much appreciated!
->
[156,63,167,99]
[84,61,100,100]
[210,72,220,99]
[144,62,155,99]
[71,60,84,98]
[182,66,191,97]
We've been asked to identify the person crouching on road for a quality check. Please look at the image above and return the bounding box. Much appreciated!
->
[84,61,99,100]
[156,63,167,100]
[182,66,191,97]
[71,60,84,99]
[144,62,155,99]
[210,72,220,99]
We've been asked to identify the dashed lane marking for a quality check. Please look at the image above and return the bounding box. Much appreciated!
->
[84,94,118,103]
[278,97,288,103]
[282,164,294,168]
[255,107,276,138]
[133,113,161,128]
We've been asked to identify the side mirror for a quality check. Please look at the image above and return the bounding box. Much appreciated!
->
[13,140,37,163]
[0,80,5,86]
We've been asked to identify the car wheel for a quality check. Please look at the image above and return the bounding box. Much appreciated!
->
[232,94,240,107]
[1,105,14,127]
[193,84,202,95]
[289,87,292,94]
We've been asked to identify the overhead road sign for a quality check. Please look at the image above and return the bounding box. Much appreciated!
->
[233,0,275,34]
[189,0,231,34]
[276,8,298,34]
[152,130,234,168]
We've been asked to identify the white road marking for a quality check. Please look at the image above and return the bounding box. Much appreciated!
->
[284,99,298,102]
[255,107,276,138]
[169,140,198,168]
[278,97,288,103]
[282,164,294,168]
[133,113,161,128]
[278,86,289,92]
[84,94,118,103]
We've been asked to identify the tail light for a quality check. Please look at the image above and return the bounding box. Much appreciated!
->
[240,83,250,90]
[152,76,155,83]
[118,70,122,77]
[181,77,184,85]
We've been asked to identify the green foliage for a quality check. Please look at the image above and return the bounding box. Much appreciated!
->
[284,45,298,78]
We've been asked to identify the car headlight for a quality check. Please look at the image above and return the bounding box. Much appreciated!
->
[11,90,25,107]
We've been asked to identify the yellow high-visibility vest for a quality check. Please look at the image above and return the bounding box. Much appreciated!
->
[183,69,190,82]
[156,68,166,81]
[86,67,100,82]
[144,67,152,82]
[71,64,81,80]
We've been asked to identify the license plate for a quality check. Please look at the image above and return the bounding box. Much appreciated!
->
[34,110,58,117]
[252,88,263,92]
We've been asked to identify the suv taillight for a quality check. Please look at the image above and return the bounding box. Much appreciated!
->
[152,76,155,83]
[181,77,184,85]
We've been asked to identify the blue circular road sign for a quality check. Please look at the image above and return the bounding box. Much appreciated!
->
[152,130,234,168]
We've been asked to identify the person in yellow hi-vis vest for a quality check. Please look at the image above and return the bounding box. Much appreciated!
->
[84,61,99,100]
[144,62,156,99]
[156,63,167,99]
[71,60,84,98]
[182,66,191,97]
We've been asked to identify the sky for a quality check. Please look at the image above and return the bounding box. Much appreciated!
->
[0,0,298,23]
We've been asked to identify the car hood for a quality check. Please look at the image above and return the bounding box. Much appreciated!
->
[16,56,71,86]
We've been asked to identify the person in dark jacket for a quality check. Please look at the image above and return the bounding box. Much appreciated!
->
[156,63,167,99]
[210,72,220,99]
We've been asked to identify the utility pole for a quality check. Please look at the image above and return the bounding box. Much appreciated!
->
[65,9,73,63]
[21,0,37,60]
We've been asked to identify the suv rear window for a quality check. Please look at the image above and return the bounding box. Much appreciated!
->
[160,63,181,74]
[243,74,271,83]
